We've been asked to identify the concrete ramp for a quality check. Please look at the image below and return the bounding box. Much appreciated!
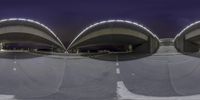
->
[119,55,179,97]
[169,54,200,96]
[119,46,200,97]
[0,58,19,94]
[15,56,65,98]
[61,57,117,99]
[0,53,66,98]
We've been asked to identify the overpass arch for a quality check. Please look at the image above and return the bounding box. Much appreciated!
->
[174,21,200,53]
[67,20,159,54]
[0,18,66,53]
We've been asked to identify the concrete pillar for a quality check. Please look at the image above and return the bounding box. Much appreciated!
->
[128,44,133,52]
[76,49,79,54]
[0,42,3,51]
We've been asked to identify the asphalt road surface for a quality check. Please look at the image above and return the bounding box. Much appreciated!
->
[0,46,200,100]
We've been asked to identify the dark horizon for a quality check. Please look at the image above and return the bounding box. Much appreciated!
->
[0,0,199,46]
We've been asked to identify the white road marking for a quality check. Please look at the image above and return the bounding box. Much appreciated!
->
[116,62,119,66]
[116,68,120,74]
[13,60,17,71]
[117,81,200,100]
[13,68,17,71]
[0,94,15,100]
[131,73,135,76]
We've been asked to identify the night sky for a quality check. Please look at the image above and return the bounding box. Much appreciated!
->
[0,0,200,46]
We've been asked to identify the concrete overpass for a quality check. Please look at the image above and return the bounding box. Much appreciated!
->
[3,19,200,100]
[0,18,66,52]
[175,21,200,53]
[67,20,159,54]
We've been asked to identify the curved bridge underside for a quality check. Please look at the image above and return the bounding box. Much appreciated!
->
[175,21,200,53]
[67,20,159,56]
[0,18,66,53]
